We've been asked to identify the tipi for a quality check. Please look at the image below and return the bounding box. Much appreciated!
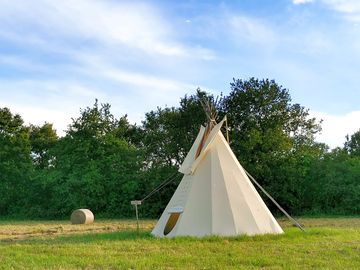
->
[151,115,284,237]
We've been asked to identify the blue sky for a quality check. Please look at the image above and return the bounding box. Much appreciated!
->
[0,0,359,148]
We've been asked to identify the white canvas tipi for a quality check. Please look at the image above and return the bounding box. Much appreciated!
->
[151,117,284,237]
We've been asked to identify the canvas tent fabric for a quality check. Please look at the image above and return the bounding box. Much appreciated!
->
[151,118,283,237]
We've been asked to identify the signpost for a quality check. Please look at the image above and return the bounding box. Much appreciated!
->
[130,200,142,232]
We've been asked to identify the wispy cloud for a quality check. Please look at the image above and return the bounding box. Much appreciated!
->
[103,69,192,95]
[0,0,214,60]
[323,0,360,13]
[0,54,48,72]
[322,0,360,22]
[0,0,358,148]
[227,15,276,44]
[0,79,105,99]
[68,53,196,108]
[293,0,360,22]
[293,0,314,5]
[0,0,209,129]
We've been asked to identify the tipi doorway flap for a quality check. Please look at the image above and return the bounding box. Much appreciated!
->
[164,212,183,236]
[163,206,184,235]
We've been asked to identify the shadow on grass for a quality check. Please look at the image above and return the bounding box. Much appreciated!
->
[50,228,306,243]
[29,230,154,244]
[2,227,335,246]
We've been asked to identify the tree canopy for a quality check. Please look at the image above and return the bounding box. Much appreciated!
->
[0,78,359,218]
[345,129,360,157]
[0,108,32,215]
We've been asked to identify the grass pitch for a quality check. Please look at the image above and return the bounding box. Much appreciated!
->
[0,218,359,269]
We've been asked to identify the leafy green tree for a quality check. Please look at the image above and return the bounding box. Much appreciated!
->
[270,142,328,213]
[0,107,32,215]
[220,78,323,213]
[222,78,321,160]
[308,147,360,214]
[29,123,58,169]
[40,100,142,218]
[141,89,212,167]
[345,129,360,157]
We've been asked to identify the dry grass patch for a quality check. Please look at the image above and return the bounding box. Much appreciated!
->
[0,219,155,241]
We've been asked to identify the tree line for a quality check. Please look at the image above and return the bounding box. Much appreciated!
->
[1,78,359,219]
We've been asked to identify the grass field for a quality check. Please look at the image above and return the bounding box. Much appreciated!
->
[0,218,359,269]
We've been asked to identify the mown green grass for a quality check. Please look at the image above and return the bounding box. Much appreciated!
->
[0,218,359,269]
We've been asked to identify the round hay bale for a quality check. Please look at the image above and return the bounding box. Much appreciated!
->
[70,209,94,224]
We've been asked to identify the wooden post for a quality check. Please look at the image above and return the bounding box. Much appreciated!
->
[131,200,142,232]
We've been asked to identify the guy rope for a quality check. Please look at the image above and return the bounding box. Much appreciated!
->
[130,171,182,231]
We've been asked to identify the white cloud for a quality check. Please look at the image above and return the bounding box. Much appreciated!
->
[228,15,276,44]
[311,110,360,148]
[0,79,106,100]
[65,52,197,107]
[103,69,192,95]
[321,0,360,22]
[100,67,197,120]
[188,9,277,47]
[293,0,314,4]
[0,102,71,136]
[0,70,197,135]
[292,0,360,22]
[323,0,360,13]
[285,31,334,55]
[0,0,214,60]
[0,80,108,136]
[0,0,212,131]
[0,54,49,72]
